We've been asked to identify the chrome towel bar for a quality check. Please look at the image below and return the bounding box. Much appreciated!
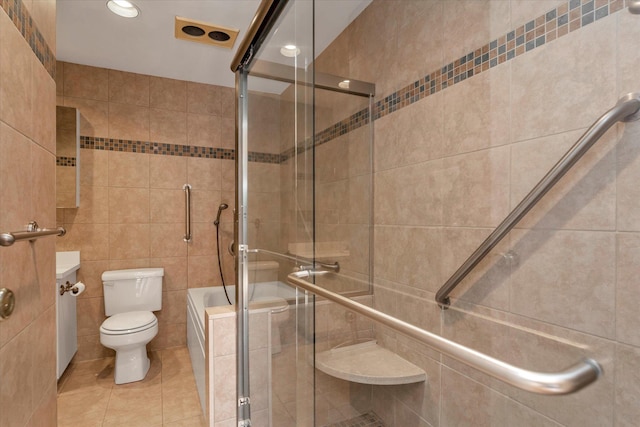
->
[287,270,601,395]
[436,92,640,307]
[0,220,66,247]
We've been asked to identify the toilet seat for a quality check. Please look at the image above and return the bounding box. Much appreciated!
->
[253,296,289,313]
[100,311,157,335]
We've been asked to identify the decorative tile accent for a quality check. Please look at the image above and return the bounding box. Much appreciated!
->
[324,411,387,427]
[1,0,56,79]
[56,156,76,167]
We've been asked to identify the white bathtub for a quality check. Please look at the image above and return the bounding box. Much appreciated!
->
[187,282,296,415]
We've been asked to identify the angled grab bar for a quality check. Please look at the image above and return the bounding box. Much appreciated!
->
[436,92,640,307]
[288,270,601,395]
[183,184,192,242]
[0,220,66,247]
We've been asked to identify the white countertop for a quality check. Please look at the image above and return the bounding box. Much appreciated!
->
[56,251,80,279]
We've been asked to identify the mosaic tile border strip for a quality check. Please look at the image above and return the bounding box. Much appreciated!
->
[0,0,56,79]
[56,156,76,167]
[80,136,283,164]
[294,0,629,158]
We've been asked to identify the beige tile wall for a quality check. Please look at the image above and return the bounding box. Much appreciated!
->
[313,0,640,426]
[55,61,239,360]
[0,1,58,426]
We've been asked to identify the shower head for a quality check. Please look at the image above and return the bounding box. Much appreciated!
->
[214,203,229,226]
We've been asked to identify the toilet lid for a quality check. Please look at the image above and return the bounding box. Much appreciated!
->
[101,311,157,334]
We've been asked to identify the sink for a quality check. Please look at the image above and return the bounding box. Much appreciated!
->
[56,251,80,279]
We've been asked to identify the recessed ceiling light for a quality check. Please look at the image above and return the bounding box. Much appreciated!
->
[280,44,300,57]
[106,0,140,18]
[338,80,350,89]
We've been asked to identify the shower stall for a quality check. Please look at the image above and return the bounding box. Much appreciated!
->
[228,0,640,426]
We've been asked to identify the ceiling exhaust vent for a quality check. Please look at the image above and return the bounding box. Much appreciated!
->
[174,16,239,49]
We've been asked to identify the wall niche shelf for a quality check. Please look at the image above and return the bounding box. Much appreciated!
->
[315,340,426,385]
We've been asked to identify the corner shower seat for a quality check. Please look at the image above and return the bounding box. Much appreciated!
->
[315,340,426,385]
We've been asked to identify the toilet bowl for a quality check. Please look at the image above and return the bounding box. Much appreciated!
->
[99,268,163,384]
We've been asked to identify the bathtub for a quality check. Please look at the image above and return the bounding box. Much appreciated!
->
[187,281,297,415]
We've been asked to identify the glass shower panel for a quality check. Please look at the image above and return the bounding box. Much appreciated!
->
[242,1,315,425]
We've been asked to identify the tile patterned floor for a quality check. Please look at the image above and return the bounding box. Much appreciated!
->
[57,347,205,427]
[324,411,387,427]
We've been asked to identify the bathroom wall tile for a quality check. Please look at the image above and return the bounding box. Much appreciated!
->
[509,229,615,338]
[316,135,348,184]
[191,189,222,223]
[31,144,56,224]
[76,297,106,336]
[156,290,187,326]
[511,129,617,231]
[442,65,510,156]
[219,86,235,119]
[374,159,444,226]
[212,316,236,357]
[150,76,187,112]
[442,147,510,228]
[76,260,110,299]
[149,257,187,291]
[187,113,221,148]
[441,0,511,66]
[187,157,221,191]
[109,224,150,260]
[372,387,395,426]
[0,11,33,136]
[108,151,149,188]
[511,14,616,142]
[108,69,149,107]
[31,309,56,410]
[63,97,109,137]
[149,322,186,350]
[0,329,34,427]
[79,149,109,187]
[34,237,56,313]
[188,222,217,257]
[150,223,186,258]
[108,258,150,271]
[149,155,187,189]
[615,233,640,346]
[149,189,182,223]
[62,62,109,101]
[374,92,443,172]
[250,348,270,412]
[108,103,150,141]
[75,334,114,361]
[249,192,281,222]
[64,185,109,224]
[220,117,235,149]
[247,162,279,193]
[618,11,640,96]
[188,255,220,288]
[616,123,640,231]
[31,56,56,153]
[150,108,187,145]
[109,187,150,224]
[187,82,221,116]
[29,0,56,55]
[441,227,510,310]
[510,0,566,28]
[615,343,640,426]
[26,383,57,427]
[213,355,236,421]
[56,61,64,96]
[57,223,110,261]
[220,160,235,192]
[0,123,32,230]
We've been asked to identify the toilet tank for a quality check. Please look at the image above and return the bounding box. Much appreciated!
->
[102,268,164,316]
[248,261,279,283]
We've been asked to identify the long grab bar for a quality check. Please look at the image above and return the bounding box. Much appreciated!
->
[183,184,192,242]
[247,247,340,272]
[0,220,66,247]
[287,270,601,395]
[436,92,640,307]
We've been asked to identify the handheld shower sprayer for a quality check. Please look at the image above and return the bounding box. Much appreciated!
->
[214,203,228,226]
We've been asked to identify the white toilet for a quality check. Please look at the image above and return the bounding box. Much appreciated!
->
[99,268,164,384]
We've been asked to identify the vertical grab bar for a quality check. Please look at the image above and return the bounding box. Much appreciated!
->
[183,184,192,242]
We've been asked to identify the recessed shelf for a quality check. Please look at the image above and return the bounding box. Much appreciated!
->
[315,341,427,385]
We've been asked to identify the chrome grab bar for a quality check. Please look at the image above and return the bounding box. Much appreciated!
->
[0,220,66,247]
[247,247,340,272]
[287,270,602,395]
[183,184,192,242]
[436,92,640,307]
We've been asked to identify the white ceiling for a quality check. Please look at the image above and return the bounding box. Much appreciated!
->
[57,0,371,92]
